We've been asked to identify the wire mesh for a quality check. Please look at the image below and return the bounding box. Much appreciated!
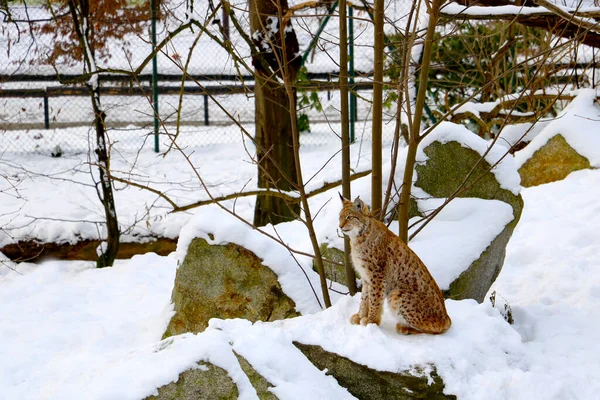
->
[0,1,409,155]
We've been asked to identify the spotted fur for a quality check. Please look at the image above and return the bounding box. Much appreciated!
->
[339,195,451,334]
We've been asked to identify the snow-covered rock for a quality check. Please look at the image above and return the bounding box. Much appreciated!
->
[516,89,600,187]
[163,237,298,338]
[412,122,523,301]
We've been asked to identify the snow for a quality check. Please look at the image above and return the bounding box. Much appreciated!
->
[452,98,535,119]
[420,121,522,195]
[176,204,347,314]
[441,1,600,16]
[3,165,600,400]
[408,198,514,289]
[442,3,556,16]
[3,144,600,399]
[0,124,380,248]
[1,0,405,77]
[514,89,600,168]
[2,0,600,397]
[496,120,550,149]
[489,168,600,400]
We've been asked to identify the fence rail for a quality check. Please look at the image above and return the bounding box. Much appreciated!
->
[0,75,374,130]
[0,82,374,98]
[0,72,373,83]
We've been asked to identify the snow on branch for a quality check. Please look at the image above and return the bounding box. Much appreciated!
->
[442,2,600,18]
[441,0,600,48]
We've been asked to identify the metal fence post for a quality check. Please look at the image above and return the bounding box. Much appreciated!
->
[151,0,160,153]
[349,5,356,143]
[43,90,50,129]
[301,1,338,67]
[204,95,209,125]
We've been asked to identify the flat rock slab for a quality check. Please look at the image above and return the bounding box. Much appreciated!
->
[294,342,455,400]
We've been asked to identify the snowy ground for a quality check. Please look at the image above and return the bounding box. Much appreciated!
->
[1,90,600,400]
[0,122,388,248]
[1,155,600,399]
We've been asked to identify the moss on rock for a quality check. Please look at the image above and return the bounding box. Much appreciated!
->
[163,238,299,338]
[518,134,591,187]
[415,141,522,215]
[146,362,238,400]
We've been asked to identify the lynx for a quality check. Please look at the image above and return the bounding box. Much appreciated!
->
[339,195,451,334]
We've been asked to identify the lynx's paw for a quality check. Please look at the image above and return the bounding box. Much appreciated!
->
[361,316,381,326]
[396,323,421,335]
[350,314,361,325]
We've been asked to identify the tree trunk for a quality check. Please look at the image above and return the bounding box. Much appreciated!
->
[92,97,120,268]
[66,0,120,267]
[371,0,384,219]
[253,76,300,226]
[250,0,301,227]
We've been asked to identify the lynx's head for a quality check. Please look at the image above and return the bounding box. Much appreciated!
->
[339,194,371,238]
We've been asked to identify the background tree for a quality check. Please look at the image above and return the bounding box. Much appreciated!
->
[427,21,563,137]
[35,0,149,67]
[38,0,148,267]
[250,0,302,227]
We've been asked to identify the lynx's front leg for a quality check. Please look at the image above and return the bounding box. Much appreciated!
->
[363,277,384,325]
[350,281,370,325]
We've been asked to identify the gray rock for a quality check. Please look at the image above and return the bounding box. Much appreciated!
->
[294,342,456,400]
[415,140,523,302]
[163,238,299,338]
[146,362,238,400]
[147,353,278,400]
[314,243,356,287]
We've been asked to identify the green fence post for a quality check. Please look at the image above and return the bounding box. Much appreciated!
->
[301,1,338,67]
[151,0,159,153]
[43,91,50,130]
[348,5,356,143]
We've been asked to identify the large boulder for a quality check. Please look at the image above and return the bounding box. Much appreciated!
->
[518,134,591,187]
[515,89,600,187]
[163,238,298,338]
[414,134,523,302]
[294,342,455,400]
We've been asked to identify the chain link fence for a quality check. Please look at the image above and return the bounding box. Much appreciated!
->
[0,1,408,155]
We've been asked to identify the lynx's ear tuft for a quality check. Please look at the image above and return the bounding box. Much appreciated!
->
[339,192,345,203]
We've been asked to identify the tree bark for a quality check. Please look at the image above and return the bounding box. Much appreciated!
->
[92,99,120,268]
[250,0,301,227]
[445,0,600,49]
[66,0,120,267]
[253,75,300,226]
[371,0,384,219]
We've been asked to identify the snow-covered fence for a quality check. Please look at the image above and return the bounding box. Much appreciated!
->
[0,74,391,154]
[0,1,406,154]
